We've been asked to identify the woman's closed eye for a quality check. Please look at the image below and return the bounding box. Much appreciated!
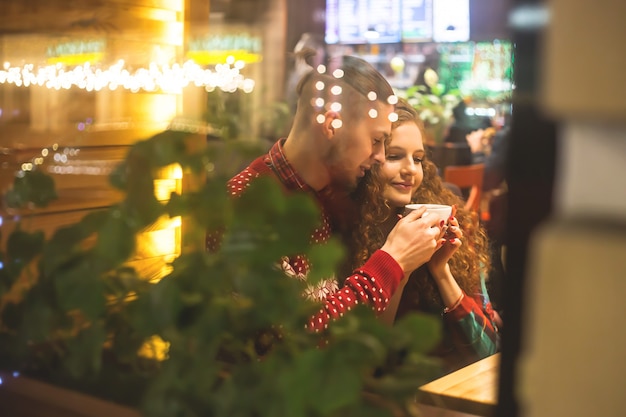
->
[386,153,403,161]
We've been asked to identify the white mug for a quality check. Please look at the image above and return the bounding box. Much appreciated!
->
[405,204,452,224]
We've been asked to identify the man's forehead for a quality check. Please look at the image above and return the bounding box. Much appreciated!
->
[366,97,398,123]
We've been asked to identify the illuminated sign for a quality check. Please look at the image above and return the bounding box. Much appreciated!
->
[187,34,262,65]
[46,40,106,65]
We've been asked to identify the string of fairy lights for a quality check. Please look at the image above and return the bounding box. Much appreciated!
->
[2,55,255,176]
[0,56,255,94]
[8,62,399,180]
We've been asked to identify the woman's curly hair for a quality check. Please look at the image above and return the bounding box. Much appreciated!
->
[346,98,491,309]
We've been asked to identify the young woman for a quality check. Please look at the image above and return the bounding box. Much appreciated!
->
[345,98,500,372]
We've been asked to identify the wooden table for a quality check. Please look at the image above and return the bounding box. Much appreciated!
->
[416,353,500,417]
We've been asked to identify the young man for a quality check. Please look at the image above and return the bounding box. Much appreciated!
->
[222,54,444,331]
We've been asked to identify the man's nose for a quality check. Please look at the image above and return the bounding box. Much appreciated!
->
[372,146,385,164]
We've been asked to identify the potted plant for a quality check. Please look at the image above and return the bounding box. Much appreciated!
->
[397,69,462,146]
[0,129,443,417]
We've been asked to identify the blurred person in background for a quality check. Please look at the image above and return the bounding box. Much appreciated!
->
[285,33,326,113]
[466,123,511,313]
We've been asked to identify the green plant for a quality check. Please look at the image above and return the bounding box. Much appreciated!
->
[204,89,252,140]
[397,73,462,145]
[0,130,442,417]
[259,100,293,142]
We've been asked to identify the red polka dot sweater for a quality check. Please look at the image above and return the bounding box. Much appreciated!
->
[212,139,404,332]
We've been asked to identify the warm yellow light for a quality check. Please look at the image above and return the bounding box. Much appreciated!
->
[46,53,104,66]
[187,50,262,65]
[0,60,255,94]
[154,179,179,201]
[138,335,170,361]
[154,163,183,200]
[171,165,183,179]
[143,163,183,281]
[140,216,182,267]
[147,227,178,256]
[170,216,182,228]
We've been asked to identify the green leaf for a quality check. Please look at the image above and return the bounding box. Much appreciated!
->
[129,277,182,336]
[64,324,107,378]
[165,181,230,230]
[4,170,58,208]
[108,161,129,191]
[313,356,363,414]
[149,131,189,168]
[430,83,445,96]
[15,292,55,343]
[394,312,442,353]
[7,229,44,265]
[121,167,163,230]
[305,237,345,285]
[223,177,321,265]
[54,257,106,319]
[94,209,136,266]
[43,211,108,272]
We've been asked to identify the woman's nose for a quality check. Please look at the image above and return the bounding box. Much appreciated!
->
[402,160,418,175]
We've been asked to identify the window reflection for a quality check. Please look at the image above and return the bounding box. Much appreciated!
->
[1,0,286,280]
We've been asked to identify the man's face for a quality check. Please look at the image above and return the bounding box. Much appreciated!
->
[325,102,393,190]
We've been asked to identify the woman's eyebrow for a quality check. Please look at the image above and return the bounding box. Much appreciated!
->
[386,146,404,152]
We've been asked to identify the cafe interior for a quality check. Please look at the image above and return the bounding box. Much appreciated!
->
[0,1,625,416]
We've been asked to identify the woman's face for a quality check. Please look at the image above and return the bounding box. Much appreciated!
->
[380,121,425,208]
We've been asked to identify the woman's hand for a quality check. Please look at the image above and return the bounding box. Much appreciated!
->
[427,205,463,277]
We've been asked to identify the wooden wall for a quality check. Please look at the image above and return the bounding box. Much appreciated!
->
[0,0,187,281]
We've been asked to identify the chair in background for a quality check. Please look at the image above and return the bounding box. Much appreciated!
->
[443,163,485,214]
[426,142,473,175]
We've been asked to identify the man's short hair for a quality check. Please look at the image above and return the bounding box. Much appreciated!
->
[294,54,395,125]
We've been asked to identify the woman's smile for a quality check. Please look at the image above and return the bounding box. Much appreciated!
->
[390,181,413,192]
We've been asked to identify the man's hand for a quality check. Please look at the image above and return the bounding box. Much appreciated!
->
[381,206,444,274]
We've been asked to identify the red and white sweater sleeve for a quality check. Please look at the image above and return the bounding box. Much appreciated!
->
[307,249,404,331]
